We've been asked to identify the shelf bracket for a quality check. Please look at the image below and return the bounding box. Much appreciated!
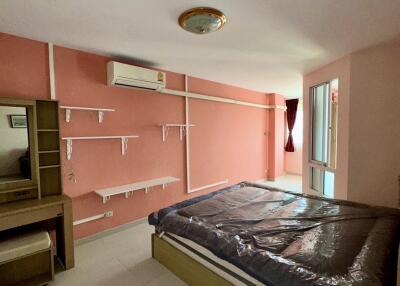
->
[162,183,167,190]
[66,139,73,160]
[179,126,190,141]
[121,137,129,155]
[179,126,184,141]
[102,196,111,204]
[98,111,105,123]
[160,124,194,142]
[65,109,71,123]
[124,191,134,198]
[162,125,170,142]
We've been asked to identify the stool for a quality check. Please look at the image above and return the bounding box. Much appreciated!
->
[0,230,54,286]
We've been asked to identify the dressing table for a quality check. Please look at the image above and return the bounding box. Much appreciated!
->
[0,98,74,282]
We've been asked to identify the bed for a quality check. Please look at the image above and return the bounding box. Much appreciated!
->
[149,182,400,286]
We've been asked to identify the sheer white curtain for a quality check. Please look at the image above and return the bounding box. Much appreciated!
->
[292,106,303,148]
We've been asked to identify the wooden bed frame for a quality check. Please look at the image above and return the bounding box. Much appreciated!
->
[152,233,400,286]
[152,234,234,286]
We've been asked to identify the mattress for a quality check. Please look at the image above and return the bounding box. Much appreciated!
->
[149,182,400,286]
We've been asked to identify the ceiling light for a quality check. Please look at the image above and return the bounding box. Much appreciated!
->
[179,7,226,34]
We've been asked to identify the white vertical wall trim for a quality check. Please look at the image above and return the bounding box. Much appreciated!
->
[48,43,56,100]
[183,75,228,193]
[184,75,191,193]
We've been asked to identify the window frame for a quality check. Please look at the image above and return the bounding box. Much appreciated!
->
[309,81,331,167]
[309,79,338,196]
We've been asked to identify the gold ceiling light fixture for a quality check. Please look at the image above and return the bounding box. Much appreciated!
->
[178,7,226,34]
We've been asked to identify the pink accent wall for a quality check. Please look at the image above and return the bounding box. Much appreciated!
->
[0,33,49,99]
[267,94,285,179]
[0,32,284,239]
[284,113,302,175]
[187,77,269,189]
[285,151,302,175]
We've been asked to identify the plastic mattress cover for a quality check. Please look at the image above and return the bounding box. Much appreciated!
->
[149,182,400,286]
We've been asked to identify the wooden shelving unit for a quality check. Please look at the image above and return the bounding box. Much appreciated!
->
[36,100,62,198]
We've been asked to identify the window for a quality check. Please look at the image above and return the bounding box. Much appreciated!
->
[309,79,338,197]
[290,105,303,149]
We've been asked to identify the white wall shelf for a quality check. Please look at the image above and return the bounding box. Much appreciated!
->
[159,124,195,142]
[61,135,139,160]
[60,106,115,123]
[95,176,180,203]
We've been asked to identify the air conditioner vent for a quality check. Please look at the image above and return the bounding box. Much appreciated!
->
[107,61,166,91]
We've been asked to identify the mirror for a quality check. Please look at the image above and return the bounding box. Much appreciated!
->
[0,106,31,183]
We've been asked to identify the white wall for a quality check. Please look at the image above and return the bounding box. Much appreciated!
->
[347,38,400,208]
[303,36,400,208]
[0,106,29,177]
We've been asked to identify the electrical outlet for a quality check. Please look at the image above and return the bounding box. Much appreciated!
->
[105,211,113,217]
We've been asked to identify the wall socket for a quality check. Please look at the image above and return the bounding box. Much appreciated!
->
[105,211,113,217]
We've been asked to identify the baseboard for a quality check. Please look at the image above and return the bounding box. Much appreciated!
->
[75,217,148,246]
[254,177,278,182]
[285,172,302,176]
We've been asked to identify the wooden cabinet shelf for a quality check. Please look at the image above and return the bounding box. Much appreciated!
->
[0,186,38,194]
[36,100,62,198]
[38,150,60,154]
[39,165,61,170]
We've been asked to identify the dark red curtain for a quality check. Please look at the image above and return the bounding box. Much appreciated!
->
[285,99,299,152]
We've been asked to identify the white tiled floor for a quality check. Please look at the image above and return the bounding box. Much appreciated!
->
[49,222,187,286]
[256,174,302,193]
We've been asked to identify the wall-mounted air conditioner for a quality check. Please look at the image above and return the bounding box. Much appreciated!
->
[107,61,166,91]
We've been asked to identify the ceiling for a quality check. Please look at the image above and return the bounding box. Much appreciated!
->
[1,0,400,98]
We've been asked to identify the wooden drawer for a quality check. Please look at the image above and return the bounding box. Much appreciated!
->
[0,205,63,231]
[0,247,54,286]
